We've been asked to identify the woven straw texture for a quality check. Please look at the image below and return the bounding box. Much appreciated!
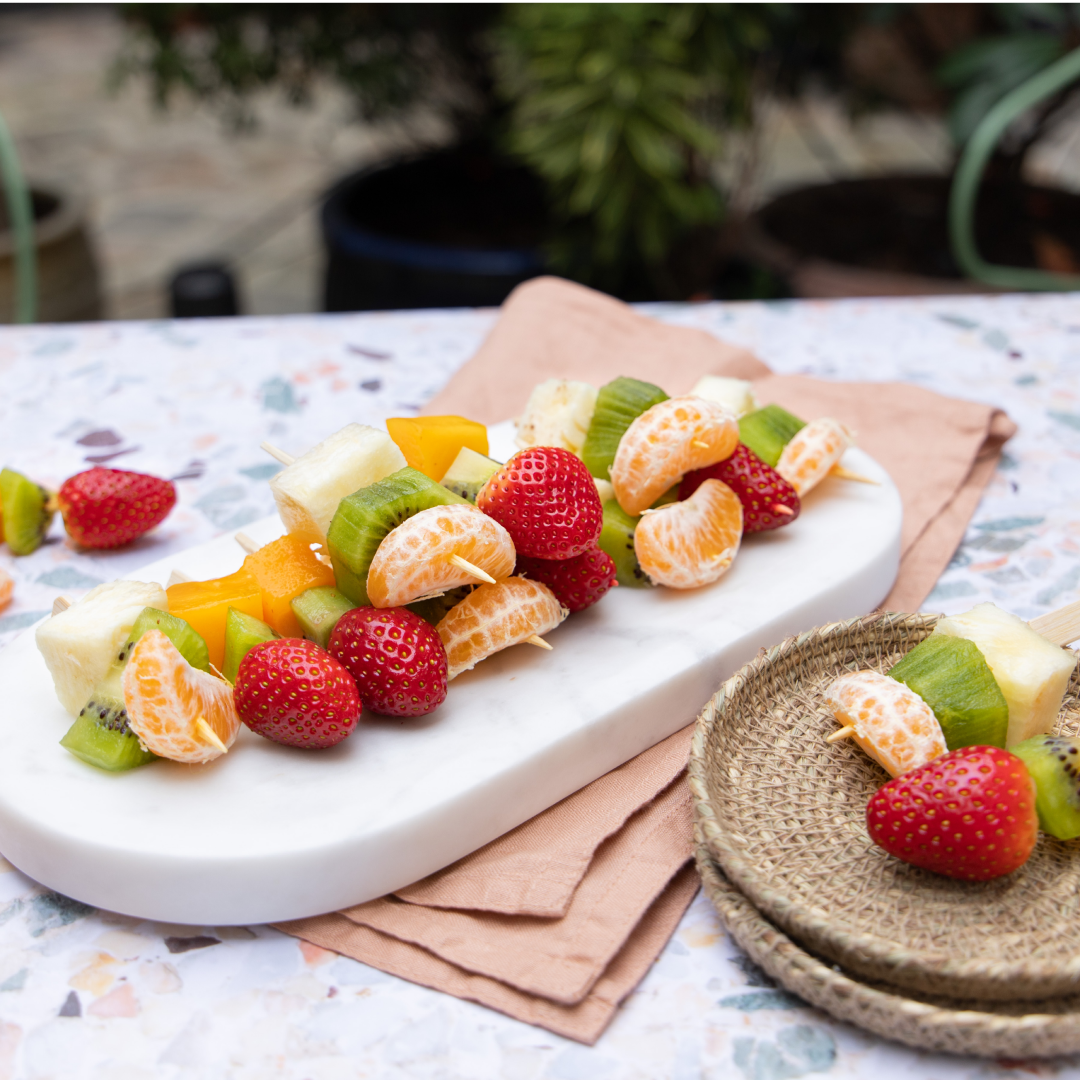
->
[690,611,1080,1003]
[695,840,1080,1058]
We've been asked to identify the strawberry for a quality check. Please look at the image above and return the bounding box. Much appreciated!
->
[516,548,617,613]
[477,446,602,559]
[866,746,1038,881]
[234,638,361,749]
[58,467,177,549]
[679,444,799,534]
[328,606,448,717]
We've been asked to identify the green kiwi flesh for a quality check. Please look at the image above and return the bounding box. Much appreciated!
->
[327,466,470,605]
[888,634,1009,750]
[737,405,806,467]
[440,447,501,502]
[598,499,651,588]
[408,585,472,626]
[291,587,356,649]
[127,607,210,671]
[223,607,279,682]
[581,377,668,480]
[0,467,53,555]
[1010,734,1080,839]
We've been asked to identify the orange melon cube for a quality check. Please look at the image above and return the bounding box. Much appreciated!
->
[167,567,263,671]
[386,415,488,482]
[243,534,336,638]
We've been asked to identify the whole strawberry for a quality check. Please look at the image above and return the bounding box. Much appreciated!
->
[516,548,617,613]
[866,746,1037,881]
[58,467,177,549]
[477,446,602,559]
[679,444,799,534]
[329,606,448,717]
[234,638,361,749]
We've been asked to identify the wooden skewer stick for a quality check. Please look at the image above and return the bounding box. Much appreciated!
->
[195,717,228,754]
[1030,599,1080,647]
[525,635,552,650]
[260,441,296,467]
[235,532,260,555]
[208,662,231,686]
[830,465,879,485]
[166,568,193,587]
[691,440,710,450]
[51,596,71,616]
[449,554,496,585]
[826,726,857,744]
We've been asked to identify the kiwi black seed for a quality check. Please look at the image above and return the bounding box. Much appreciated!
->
[1011,734,1080,839]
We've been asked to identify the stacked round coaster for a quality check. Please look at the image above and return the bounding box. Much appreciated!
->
[689,611,1080,1058]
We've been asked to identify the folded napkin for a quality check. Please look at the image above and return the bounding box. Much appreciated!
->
[280,276,1015,1044]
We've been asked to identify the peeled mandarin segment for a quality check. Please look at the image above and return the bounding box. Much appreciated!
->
[775,417,851,497]
[167,567,263,671]
[243,534,336,637]
[386,416,489,483]
[435,576,567,680]
[0,566,12,612]
[610,396,739,516]
[825,670,947,778]
[634,479,742,590]
[122,630,240,764]
[367,503,516,608]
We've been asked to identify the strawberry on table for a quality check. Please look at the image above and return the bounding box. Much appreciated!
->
[234,638,361,749]
[515,548,617,613]
[477,446,602,560]
[329,606,448,717]
[866,745,1038,881]
[58,467,177,549]
[679,443,800,534]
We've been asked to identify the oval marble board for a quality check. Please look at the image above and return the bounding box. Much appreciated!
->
[0,422,902,924]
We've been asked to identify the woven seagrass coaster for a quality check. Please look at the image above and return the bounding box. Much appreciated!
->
[689,611,1080,1003]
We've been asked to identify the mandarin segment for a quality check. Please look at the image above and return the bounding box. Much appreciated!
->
[610,396,739,516]
[825,670,947,777]
[634,479,742,589]
[435,576,568,680]
[122,630,240,764]
[775,416,851,496]
[366,503,516,608]
[0,566,12,612]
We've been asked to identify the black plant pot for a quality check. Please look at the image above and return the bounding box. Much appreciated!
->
[321,145,549,312]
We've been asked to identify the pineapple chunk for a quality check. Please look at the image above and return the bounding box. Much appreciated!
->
[932,602,1076,746]
[36,579,167,717]
[690,375,759,417]
[269,423,406,546]
[516,379,598,456]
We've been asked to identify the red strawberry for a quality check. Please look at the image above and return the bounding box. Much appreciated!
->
[516,547,617,613]
[679,444,799,534]
[328,606,448,717]
[58,467,177,549]
[234,638,361,749]
[477,447,602,559]
[866,746,1038,881]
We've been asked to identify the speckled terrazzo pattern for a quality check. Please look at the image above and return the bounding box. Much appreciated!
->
[0,294,1079,1077]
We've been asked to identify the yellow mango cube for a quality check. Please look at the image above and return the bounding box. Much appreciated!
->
[243,534,336,638]
[386,416,488,483]
[167,568,263,671]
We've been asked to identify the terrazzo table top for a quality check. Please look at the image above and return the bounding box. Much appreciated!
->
[0,293,1078,1079]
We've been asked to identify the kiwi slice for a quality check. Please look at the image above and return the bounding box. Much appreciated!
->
[291,586,356,649]
[581,377,669,480]
[0,467,53,556]
[738,405,806,467]
[222,607,278,682]
[1011,734,1080,839]
[598,499,651,588]
[327,466,469,606]
[441,447,501,503]
[126,607,210,672]
[888,635,1009,750]
[408,585,472,627]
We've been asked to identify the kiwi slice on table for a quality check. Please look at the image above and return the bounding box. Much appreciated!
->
[1010,734,1080,839]
[598,499,652,588]
[440,447,501,503]
[222,607,278,683]
[581,377,669,480]
[327,466,469,606]
[0,467,53,556]
[888,634,1009,750]
[408,585,472,627]
[737,405,806,467]
[291,586,356,649]
[60,606,211,772]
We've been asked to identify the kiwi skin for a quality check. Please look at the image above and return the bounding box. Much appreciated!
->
[1011,734,1080,840]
